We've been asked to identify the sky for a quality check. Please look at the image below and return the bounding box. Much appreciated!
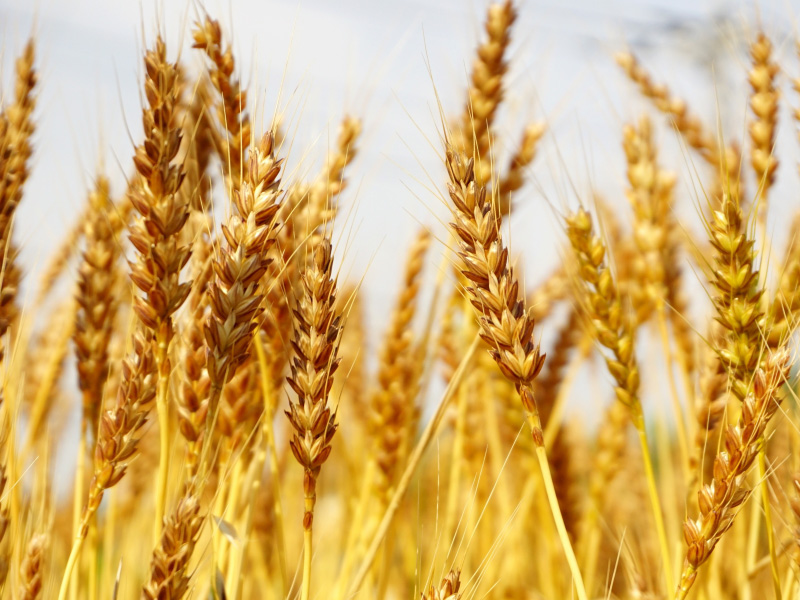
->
[0,0,799,437]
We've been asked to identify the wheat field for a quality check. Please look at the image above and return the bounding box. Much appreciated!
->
[0,1,797,599]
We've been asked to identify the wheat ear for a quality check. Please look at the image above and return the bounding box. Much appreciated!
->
[0,38,36,376]
[675,350,791,599]
[566,206,673,593]
[444,146,586,599]
[127,36,192,538]
[423,570,462,600]
[141,491,203,600]
[285,239,343,600]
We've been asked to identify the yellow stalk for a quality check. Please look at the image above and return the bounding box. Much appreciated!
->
[637,425,675,593]
[758,448,782,599]
[69,430,86,600]
[153,332,170,541]
[527,408,588,600]
[301,495,314,600]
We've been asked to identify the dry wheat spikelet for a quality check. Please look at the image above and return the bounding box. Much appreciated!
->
[690,323,729,479]
[141,491,204,600]
[422,570,462,600]
[370,228,431,500]
[444,145,588,600]
[285,238,342,519]
[707,191,763,400]
[676,349,791,599]
[565,207,642,422]
[615,51,735,170]
[85,330,156,533]
[623,116,676,324]
[177,234,213,480]
[128,34,192,537]
[262,115,361,392]
[205,131,282,399]
[74,176,122,441]
[285,238,342,600]
[566,206,677,592]
[128,36,192,347]
[18,533,46,600]
[453,0,517,186]
[615,50,742,205]
[748,32,779,206]
[0,38,36,371]
[192,17,250,190]
[444,145,545,436]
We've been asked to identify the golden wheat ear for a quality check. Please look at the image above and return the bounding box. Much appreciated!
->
[192,17,251,191]
[453,0,517,186]
[141,491,203,600]
[422,569,462,600]
[285,238,343,600]
[18,533,46,600]
[0,38,37,376]
[74,176,120,445]
[748,32,779,213]
[677,350,791,599]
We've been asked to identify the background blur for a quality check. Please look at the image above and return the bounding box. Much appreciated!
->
[0,0,798,431]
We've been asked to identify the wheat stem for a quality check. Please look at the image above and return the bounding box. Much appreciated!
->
[534,442,587,600]
[67,431,85,600]
[153,338,170,540]
[758,448,782,599]
[57,518,88,600]
[638,425,675,593]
